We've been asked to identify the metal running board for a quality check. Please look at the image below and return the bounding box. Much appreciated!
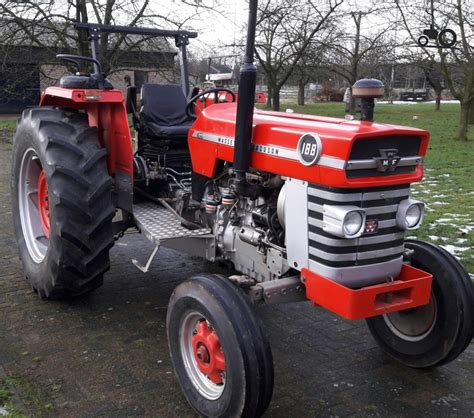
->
[133,202,211,246]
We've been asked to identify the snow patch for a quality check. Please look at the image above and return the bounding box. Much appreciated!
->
[441,245,469,254]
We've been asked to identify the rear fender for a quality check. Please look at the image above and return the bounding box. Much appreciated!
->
[40,87,133,211]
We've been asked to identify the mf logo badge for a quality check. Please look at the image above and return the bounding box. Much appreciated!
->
[364,219,379,234]
[374,148,401,172]
[297,133,322,166]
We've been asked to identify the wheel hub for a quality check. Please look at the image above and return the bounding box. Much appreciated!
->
[37,169,50,238]
[192,320,226,384]
[18,149,49,263]
[383,292,437,342]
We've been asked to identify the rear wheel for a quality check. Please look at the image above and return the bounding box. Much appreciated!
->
[167,274,274,417]
[11,107,115,299]
[366,240,473,368]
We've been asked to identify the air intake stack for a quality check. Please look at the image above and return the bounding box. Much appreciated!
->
[352,78,385,122]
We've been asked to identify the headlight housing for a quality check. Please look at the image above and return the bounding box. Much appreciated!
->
[323,205,366,239]
[396,199,425,230]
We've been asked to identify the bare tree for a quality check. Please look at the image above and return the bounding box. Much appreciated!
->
[322,8,393,114]
[395,0,474,141]
[254,0,342,111]
[0,1,183,71]
[293,43,330,106]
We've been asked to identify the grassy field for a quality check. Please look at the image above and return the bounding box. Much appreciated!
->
[0,103,472,274]
[0,116,16,145]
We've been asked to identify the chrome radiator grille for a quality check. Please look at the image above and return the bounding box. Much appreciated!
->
[346,135,422,178]
[307,184,409,269]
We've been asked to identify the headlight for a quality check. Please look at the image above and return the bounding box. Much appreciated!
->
[344,211,364,236]
[396,199,424,230]
[323,205,366,238]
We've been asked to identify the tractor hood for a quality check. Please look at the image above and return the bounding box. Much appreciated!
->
[188,103,430,188]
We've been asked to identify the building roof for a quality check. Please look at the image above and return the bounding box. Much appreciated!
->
[0,18,177,68]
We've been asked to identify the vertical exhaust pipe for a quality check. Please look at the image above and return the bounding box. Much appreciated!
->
[233,0,259,197]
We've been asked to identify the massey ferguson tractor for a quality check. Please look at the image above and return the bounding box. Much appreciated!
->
[10,1,473,416]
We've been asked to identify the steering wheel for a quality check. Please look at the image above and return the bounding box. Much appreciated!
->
[186,88,236,119]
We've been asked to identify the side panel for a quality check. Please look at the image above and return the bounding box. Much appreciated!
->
[284,178,309,271]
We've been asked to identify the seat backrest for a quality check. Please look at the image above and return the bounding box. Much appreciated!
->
[140,84,190,127]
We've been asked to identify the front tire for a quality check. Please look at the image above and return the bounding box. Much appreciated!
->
[366,240,473,368]
[167,274,274,417]
[11,108,115,299]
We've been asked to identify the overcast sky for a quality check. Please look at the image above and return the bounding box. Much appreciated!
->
[149,0,248,58]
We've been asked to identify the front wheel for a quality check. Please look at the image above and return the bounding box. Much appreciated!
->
[366,240,473,368]
[417,35,429,47]
[167,274,274,417]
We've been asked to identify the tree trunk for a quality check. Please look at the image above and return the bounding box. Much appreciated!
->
[435,92,441,111]
[458,102,469,141]
[349,91,356,115]
[266,82,273,108]
[272,88,281,111]
[297,79,306,106]
[468,101,474,125]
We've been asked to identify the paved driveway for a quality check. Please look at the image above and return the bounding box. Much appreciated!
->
[0,143,473,417]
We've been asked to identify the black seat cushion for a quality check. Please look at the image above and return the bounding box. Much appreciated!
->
[140,84,193,139]
[60,75,113,90]
[146,120,193,137]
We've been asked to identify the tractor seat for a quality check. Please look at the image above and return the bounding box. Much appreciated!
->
[60,74,113,90]
[140,84,194,140]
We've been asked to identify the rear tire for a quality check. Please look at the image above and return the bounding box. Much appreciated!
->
[167,274,274,417]
[366,240,473,368]
[11,107,115,299]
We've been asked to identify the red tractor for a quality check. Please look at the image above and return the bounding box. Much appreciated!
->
[10,3,473,417]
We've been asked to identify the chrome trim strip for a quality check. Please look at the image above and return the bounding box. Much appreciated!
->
[309,242,404,261]
[308,217,323,228]
[365,205,399,215]
[309,246,357,262]
[359,232,404,245]
[308,202,399,215]
[308,186,409,202]
[192,131,235,146]
[308,232,357,247]
[318,156,346,170]
[346,156,423,171]
[308,231,404,247]
[192,131,346,170]
[308,187,363,202]
[378,219,397,228]
[362,188,410,200]
[357,245,405,260]
[308,214,399,230]
[308,257,403,288]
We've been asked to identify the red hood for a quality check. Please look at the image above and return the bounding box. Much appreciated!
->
[188,103,430,188]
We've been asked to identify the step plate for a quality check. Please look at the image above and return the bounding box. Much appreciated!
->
[133,202,211,245]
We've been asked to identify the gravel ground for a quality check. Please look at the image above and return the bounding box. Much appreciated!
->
[0,143,473,417]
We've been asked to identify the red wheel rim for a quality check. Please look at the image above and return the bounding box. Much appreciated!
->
[37,169,50,238]
[192,320,226,384]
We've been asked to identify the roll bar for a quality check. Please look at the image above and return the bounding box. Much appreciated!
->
[74,22,198,95]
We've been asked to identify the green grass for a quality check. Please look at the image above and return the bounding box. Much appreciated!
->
[0,379,26,417]
[263,102,474,274]
[0,117,17,144]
